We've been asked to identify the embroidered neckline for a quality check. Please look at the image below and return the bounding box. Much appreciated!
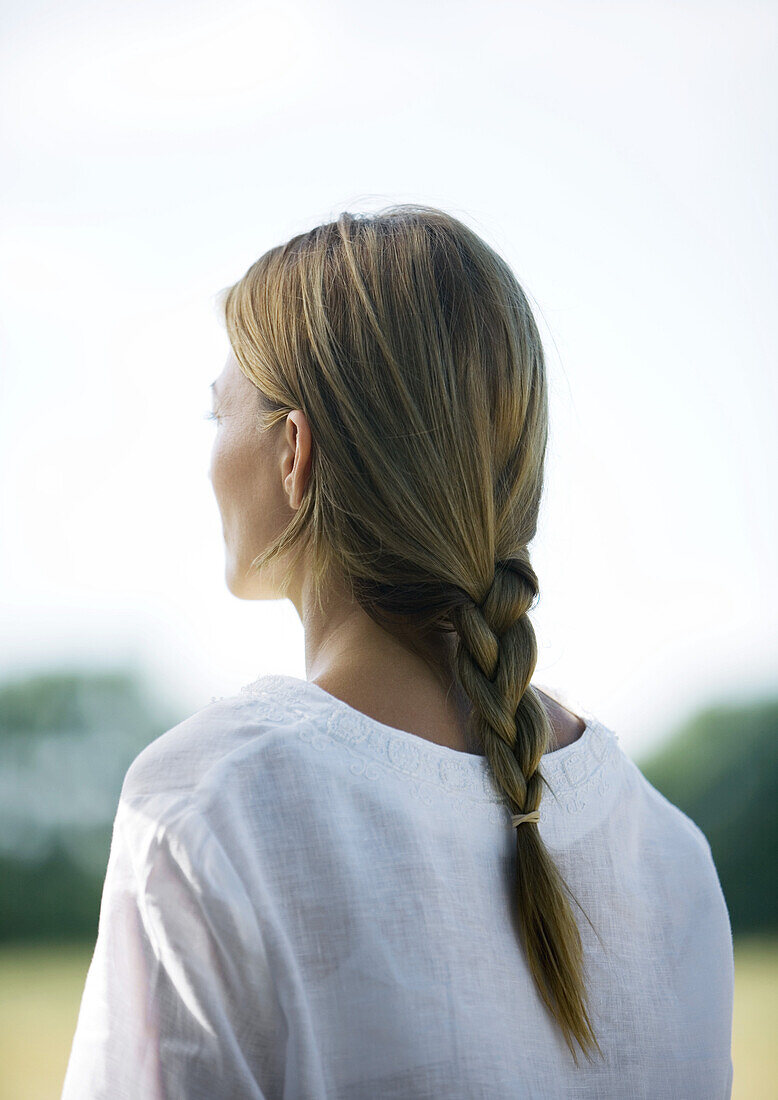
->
[238,673,622,814]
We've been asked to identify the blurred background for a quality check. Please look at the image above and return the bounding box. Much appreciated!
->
[1,1,775,1097]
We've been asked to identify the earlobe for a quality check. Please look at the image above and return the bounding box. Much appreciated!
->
[285,471,297,510]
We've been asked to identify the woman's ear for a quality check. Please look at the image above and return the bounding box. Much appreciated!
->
[283,410,312,510]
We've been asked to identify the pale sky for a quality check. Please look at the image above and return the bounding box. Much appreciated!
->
[1,0,775,758]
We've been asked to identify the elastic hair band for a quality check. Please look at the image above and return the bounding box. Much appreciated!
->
[511,810,540,828]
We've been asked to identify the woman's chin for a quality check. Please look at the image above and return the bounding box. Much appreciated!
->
[224,558,264,600]
[223,557,246,598]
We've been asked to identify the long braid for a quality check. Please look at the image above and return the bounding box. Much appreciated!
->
[449,553,604,1066]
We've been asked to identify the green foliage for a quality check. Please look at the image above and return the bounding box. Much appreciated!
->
[0,843,104,944]
[0,667,168,739]
[637,695,778,935]
[0,667,181,944]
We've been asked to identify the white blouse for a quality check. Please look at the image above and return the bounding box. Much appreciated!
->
[61,674,734,1099]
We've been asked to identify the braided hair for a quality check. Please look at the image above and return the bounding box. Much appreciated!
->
[220,203,604,1063]
[449,554,603,1062]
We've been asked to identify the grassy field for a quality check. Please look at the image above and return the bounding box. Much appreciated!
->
[730,936,778,1099]
[0,943,95,1100]
[1,936,775,1099]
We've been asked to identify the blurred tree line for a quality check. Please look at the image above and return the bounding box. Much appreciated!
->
[636,694,777,935]
[0,670,775,943]
[0,669,181,943]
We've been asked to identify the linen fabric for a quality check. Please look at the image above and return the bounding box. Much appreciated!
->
[61,673,735,1099]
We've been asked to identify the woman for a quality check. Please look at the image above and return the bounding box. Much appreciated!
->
[62,205,734,1098]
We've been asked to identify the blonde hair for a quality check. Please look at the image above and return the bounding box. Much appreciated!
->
[220,204,603,1063]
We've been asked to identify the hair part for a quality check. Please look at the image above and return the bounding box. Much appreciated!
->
[220,203,604,1063]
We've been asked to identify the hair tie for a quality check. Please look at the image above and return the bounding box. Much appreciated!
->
[511,810,540,828]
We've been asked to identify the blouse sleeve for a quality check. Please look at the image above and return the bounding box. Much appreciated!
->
[61,795,277,1100]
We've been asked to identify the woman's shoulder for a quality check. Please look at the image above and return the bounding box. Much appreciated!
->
[616,748,725,900]
[119,681,312,811]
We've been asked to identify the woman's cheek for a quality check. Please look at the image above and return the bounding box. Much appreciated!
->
[209,430,237,507]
